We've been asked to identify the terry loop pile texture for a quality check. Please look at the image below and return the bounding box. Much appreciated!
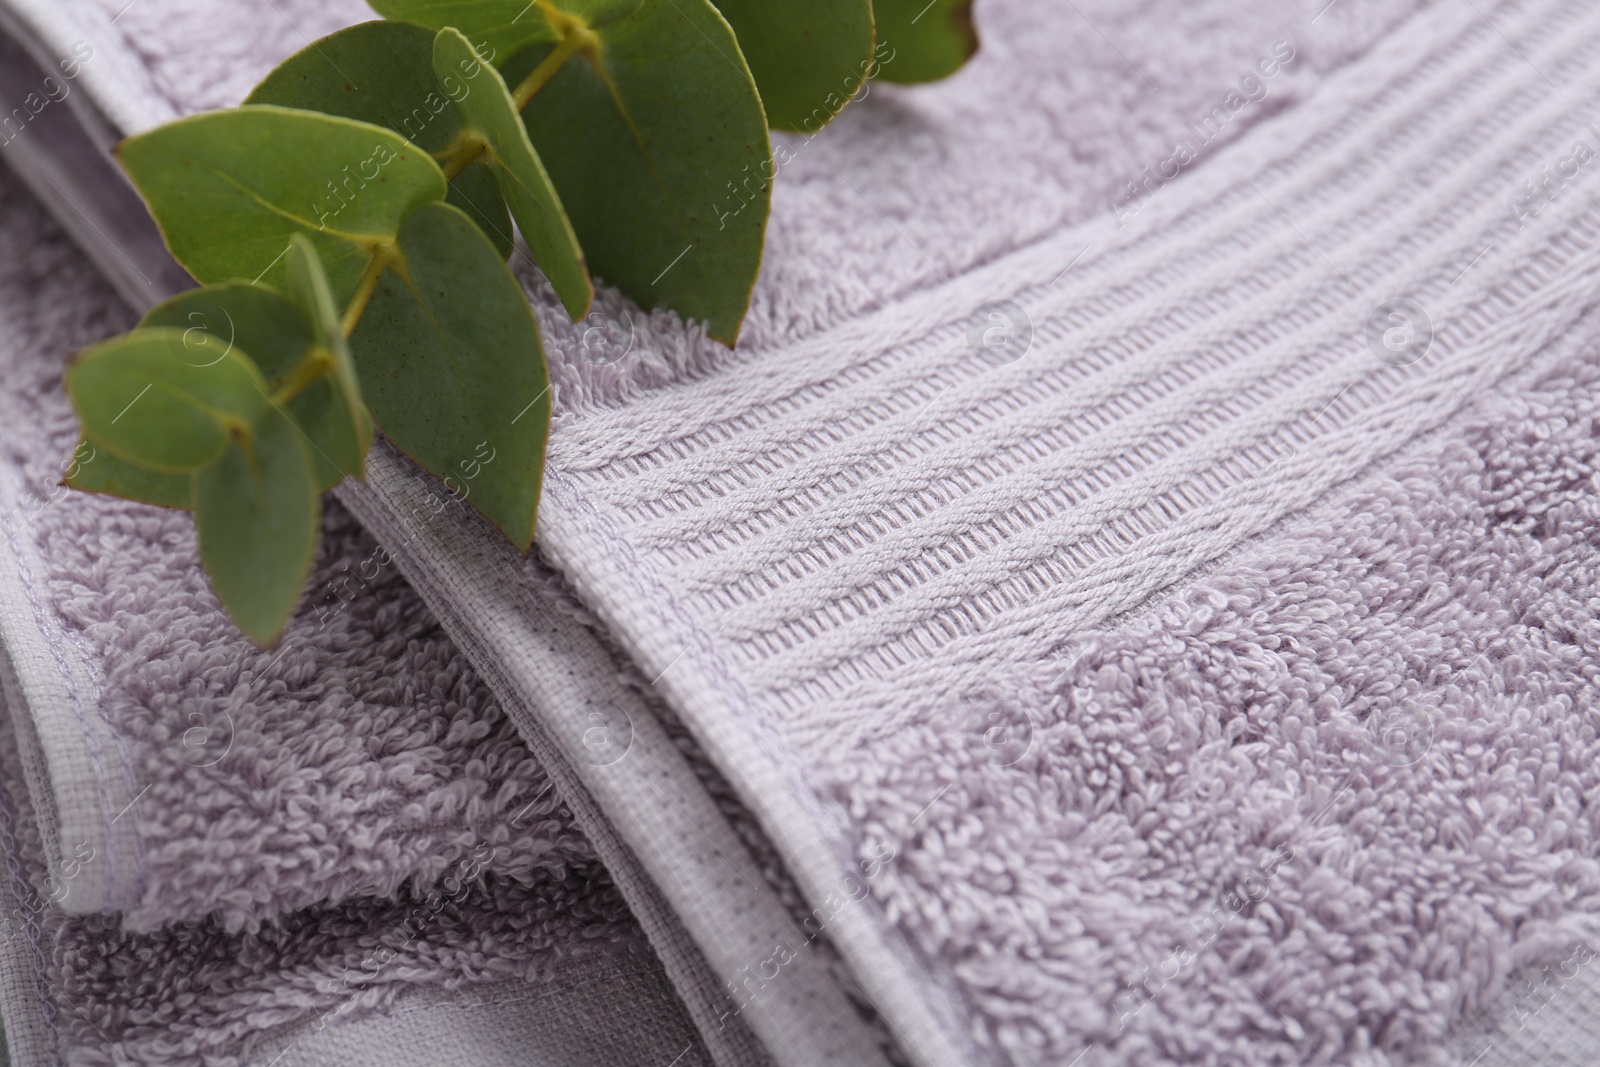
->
[0,159,593,933]
[0,664,698,1067]
[0,163,721,1066]
[6,0,1428,1061]
[517,0,1600,1061]
[831,341,1600,1065]
[514,0,1600,1062]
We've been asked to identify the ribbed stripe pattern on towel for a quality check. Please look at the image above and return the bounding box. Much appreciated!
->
[546,0,1600,763]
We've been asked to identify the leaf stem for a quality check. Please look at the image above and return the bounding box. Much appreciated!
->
[269,351,332,406]
[439,133,487,182]
[511,29,589,110]
[341,246,393,338]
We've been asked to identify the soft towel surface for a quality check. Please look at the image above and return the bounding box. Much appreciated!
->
[381,0,1600,1060]
[0,159,731,1065]
[0,664,710,1067]
[11,0,1600,1065]
[833,342,1600,1063]
[0,160,590,933]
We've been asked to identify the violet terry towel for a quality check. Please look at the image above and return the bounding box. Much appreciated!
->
[0,160,737,1066]
[0,11,753,1062]
[6,0,1600,1065]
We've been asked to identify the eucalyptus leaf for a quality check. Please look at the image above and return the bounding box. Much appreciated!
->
[286,234,372,477]
[246,20,515,259]
[368,0,558,60]
[434,27,591,320]
[64,441,193,510]
[709,0,873,132]
[194,404,320,645]
[873,0,978,84]
[117,105,447,301]
[141,284,307,380]
[448,159,517,259]
[506,0,769,343]
[141,284,357,491]
[67,329,267,473]
[367,0,643,58]
[350,201,549,550]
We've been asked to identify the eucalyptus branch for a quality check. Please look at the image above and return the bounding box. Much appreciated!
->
[269,349,334,405]
[511,27,590,110]
[64,0,977,644]
[341,245,394,338]
[438,132,487,181]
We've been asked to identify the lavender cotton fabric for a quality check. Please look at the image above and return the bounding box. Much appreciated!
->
[0,158,727,1065]
[4,0,1600,1064]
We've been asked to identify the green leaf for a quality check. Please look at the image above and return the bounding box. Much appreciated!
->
[350,201,548,550]
[246,20,515,259]
[505,0,770,344]
[286,235,372,476]
[141,285,306,380]
[709,0,874,132]
[140,284,357,491]
[63,440,193,510]
[447,156,516,258]
[873,0,978,84]
[117,105,447,301]
[369,0,559,60]
[67,329,267,472]
[194,404,320,645]
[367,0,643,58]
[434,27,592,320]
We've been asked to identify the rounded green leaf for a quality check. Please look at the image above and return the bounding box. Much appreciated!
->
[286,235,372,473]
[873,0,978,84]
[506,0,770,344]
[64,441,193,510]
[434,27,591,320]
[246,20,515,259]
[350,201,548,551]
[116,105,447,301]
[367,0,643,57]
[369,0,557,59]
[141,284,360,491]
[194,404,320,645]
[447,159,516,259]
[68,329,268,473]
[709,0,874,132]
[549,0,646,23]
[140,284,310,380]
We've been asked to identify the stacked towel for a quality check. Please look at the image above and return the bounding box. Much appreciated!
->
[5,0,1600,1065]
[0,162,734,1063]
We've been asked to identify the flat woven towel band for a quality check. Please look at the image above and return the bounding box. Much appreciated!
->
[528,0,1600,1059]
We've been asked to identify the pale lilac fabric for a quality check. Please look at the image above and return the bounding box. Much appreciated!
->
[832,341,1600,1064]
[7,0,1600,1065]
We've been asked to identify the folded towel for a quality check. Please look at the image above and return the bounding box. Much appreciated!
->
[0,158,767,1066]
[0,16,763,1062]
[0,664,715,1067]
[0,213,589,932]
[11,0,1600,1065]
[335,0,1600,1059]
